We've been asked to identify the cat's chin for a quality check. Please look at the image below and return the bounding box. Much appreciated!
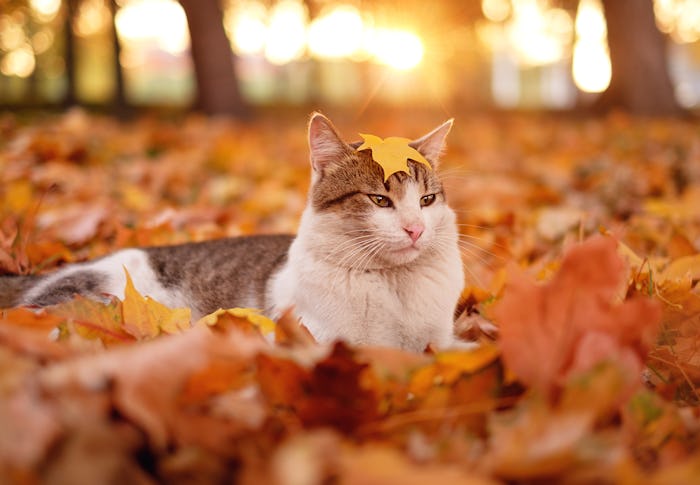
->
[382,245,422,266]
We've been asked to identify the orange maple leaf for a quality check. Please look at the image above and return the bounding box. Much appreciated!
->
[122,268,191,340]
[357,134,431,182]
[493,236,661,395]
[48,295,134,345]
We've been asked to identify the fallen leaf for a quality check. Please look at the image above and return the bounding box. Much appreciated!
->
[197,307,274,339]
[122,268,191,339]
[357,134,431,182]
[48,295,134,345]
[493,236,661,395]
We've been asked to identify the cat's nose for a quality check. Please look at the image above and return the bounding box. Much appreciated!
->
[404,224,424,243]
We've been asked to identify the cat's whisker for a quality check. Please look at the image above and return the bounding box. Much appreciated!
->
[454,222,492,229]
[428,241,486,289]
[428,233,500,270]
[457,246,499,271]
[462,261,487,289]
[328,239,384,293]
[357,241,386,275]
[329,239,376,269]
[457,239,509,256]
[322,235,377,263]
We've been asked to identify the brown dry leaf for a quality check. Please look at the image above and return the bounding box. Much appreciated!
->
[257,342,379,434]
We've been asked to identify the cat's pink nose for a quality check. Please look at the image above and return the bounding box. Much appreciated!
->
[404,224,424,243]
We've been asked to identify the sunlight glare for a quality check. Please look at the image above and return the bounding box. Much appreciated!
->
[115,0,189,55]
[572,0,611,93]
[226,1,268,55]
[368,28,424,71]
[0,44,36,78]
[308,5,364,59]
[29,0,61,22]
[503,0,572,66]
[0,21,26,51]
[654,0,700,43]
[265,0,307,65]
[482,0,511,22]
[574,0,607,40]
[74,0,111,37]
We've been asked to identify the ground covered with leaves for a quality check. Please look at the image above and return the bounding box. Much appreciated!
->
[1,108,700,484]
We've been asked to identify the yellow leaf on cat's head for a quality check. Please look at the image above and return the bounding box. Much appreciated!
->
[357,134,431,182]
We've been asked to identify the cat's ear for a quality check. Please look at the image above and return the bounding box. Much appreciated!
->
[410,119,454,167]
[308,112,350,174]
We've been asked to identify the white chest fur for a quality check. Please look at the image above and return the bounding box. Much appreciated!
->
[270,236,464,352]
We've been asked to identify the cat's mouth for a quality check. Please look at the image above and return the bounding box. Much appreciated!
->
[390,243,422,261]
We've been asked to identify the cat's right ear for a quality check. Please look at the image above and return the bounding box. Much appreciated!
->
[308,112,349,175]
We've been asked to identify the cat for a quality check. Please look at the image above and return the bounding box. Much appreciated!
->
[0,113,465,352]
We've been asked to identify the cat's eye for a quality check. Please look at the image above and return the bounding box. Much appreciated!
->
[420,194,436,207]
[368,194,392,208]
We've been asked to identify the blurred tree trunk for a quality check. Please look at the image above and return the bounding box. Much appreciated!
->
[597,0,683,116]
[109,0,128,117]
[178,0,249,117]
[63,0,79,107]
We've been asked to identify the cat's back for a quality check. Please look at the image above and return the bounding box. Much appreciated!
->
[146,234,293,314]
[10,235,293,317]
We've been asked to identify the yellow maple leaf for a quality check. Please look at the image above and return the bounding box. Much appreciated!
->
[357,134,431,182]
[197,307,276,338]
[122,267,191,339]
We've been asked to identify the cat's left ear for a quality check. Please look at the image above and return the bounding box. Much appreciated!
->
[308,112,351,175]
[410,119,454,168]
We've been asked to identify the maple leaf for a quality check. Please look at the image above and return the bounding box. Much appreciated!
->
[196,307,275,339]
[493,236,661,396]
[257,342,379,433]
[122,268,191,339]
[357,134,431,182]
[48,295,134,345]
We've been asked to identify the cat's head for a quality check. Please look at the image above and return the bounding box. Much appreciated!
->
[302,112,457,269]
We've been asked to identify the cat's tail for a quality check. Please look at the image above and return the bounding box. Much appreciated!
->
[0,275,39,308]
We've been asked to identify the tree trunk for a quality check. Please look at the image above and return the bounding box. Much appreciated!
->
[109,0,129,118]
[178,0,249,118]
[597,0,683,116]
[62,0,79,107]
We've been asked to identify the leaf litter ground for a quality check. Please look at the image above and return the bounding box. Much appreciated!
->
[1,109,700,483]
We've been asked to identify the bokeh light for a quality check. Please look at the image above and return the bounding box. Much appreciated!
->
[226,1,268,56]
[572,0,611,93]
[655,0,700,43]
[308,5,364,60]
[482,0,511,22]
[367,28,424,71]
[1,44,36,78]
[115,0,190,55]
[29,0,61,22]
[264,0,307,65]
[74,0,111,37]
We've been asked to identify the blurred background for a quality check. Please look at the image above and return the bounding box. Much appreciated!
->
[0,0,698,117]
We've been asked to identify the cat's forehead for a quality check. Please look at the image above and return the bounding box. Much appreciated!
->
[342,149,440,194]
[310,143,443,212]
